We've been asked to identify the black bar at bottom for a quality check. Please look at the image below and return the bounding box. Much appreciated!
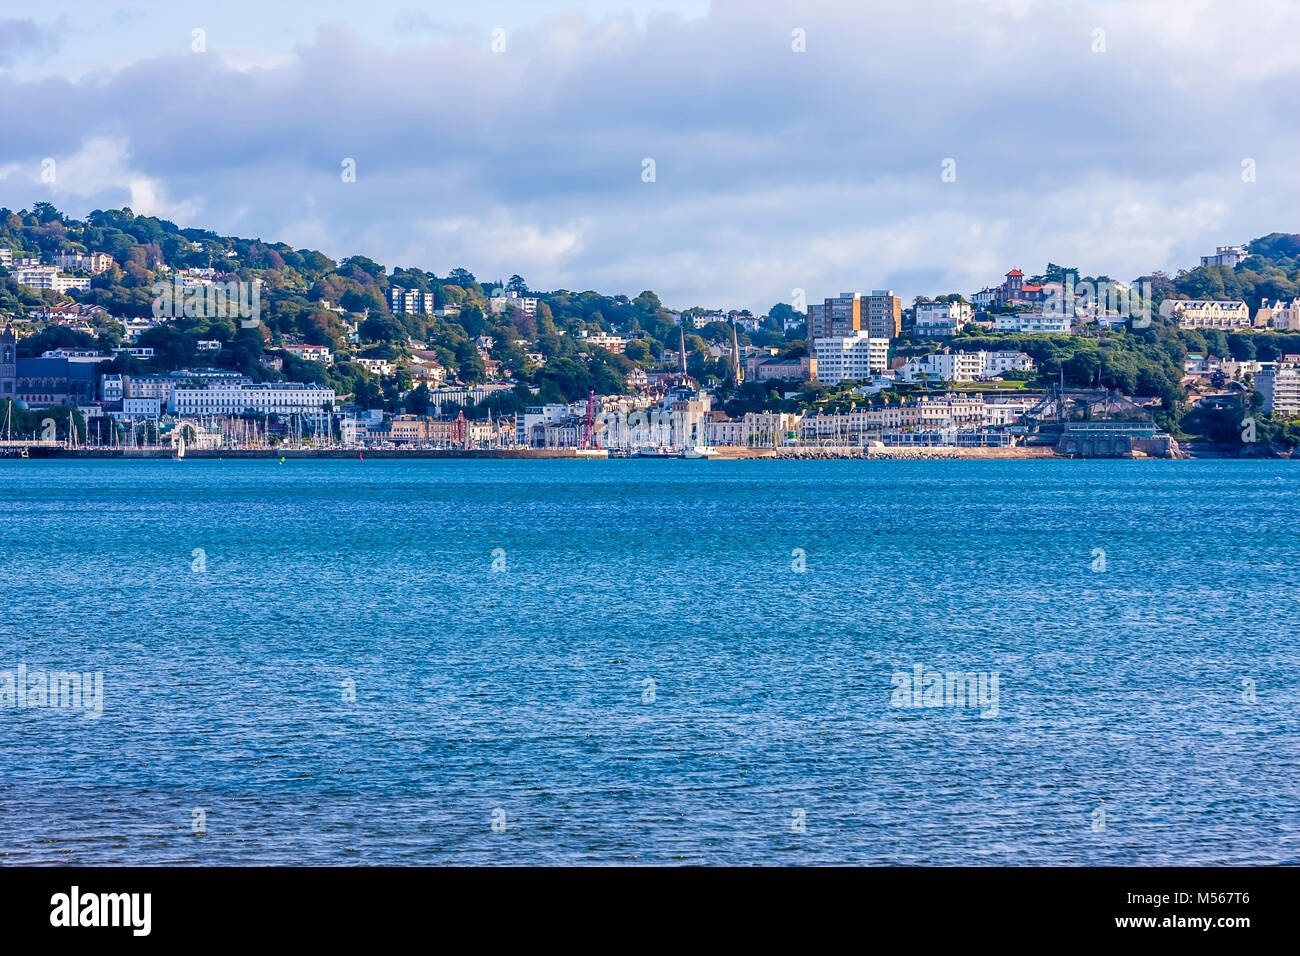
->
[0,866,1283,943]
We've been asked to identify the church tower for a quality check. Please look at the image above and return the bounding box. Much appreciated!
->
[0,326,16,398]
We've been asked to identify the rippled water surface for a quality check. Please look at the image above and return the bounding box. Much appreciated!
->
[1,458,1297,864]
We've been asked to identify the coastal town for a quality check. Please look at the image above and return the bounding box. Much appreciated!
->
[2,206,1299,460]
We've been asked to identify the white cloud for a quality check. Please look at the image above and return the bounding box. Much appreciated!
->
[2,0,1299,310]
[37,135,200,222]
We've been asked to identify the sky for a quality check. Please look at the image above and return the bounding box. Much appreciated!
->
[1,0,1298,313]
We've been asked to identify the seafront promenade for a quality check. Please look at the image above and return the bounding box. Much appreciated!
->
[7,444,1270,460]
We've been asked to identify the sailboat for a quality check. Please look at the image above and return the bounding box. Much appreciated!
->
[174,432,186,461]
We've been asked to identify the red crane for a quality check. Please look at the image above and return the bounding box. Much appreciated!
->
[582,389,597,449]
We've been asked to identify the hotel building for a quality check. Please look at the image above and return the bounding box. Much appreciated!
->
[813,333,890,385]
[1171,300,1251,330]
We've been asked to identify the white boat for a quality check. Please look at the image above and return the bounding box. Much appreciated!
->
[680,446,718,459]
[571,447,609,458]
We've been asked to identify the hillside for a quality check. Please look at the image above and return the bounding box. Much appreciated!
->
[4,203,1300,438]
[0,202,789,410]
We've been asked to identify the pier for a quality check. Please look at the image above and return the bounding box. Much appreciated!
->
[0,440,63,458]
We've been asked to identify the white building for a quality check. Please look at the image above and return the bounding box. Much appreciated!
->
[902,350,984,383]
[682,310,726,329]
[1256,364,1300,416]
[171,382,336,418]
[1171,300,1251,330]
[355,357,394,376]
[101,374,125,402]
[13,266,93,292]
[914,300,973,338]
[520,404,572,445]
[489,290,539,316]
[122,397,162,417]
[813,333,890,385]
[284,344,334,364]
[126,371,250,402]
[902,349,1034,383]
[985,350,1036,375]
[993,312,1074,334]
[581,331,627,354]
[1258,298,1300,330]
[705,411,799,446]
[390,287,437,315]
[52,252,113,273]
[428,383,518,409]
[1200,245,1247,269]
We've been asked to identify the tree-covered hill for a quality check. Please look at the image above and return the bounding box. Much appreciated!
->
[0,203,794,410]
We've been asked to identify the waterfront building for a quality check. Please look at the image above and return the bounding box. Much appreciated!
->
[797,394,1029,442]
[520,404,572,446]
[813,333,890,385]
[121,371,249,404]
[798,407,889,441]
[1256,365,1300,416]
[171,382,336,418]
[705,411,800,446]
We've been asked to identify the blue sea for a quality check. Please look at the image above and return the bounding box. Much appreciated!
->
[1,459,1297,865]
